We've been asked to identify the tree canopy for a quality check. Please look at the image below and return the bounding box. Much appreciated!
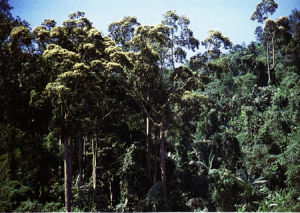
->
[0,1,300,212]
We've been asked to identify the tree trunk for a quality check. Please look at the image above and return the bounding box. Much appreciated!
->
[272,36,275,69]
[153,128,158,185]
[64,136,71,212]
[160,110,167,201]
[78,136,83,187]
[266,41,271,84]
[83,136,87,181]
[69,138,73,180]
[59,136,63,178]
[146,117,152,183]
[92,136,97,190]
[109,172,114,207]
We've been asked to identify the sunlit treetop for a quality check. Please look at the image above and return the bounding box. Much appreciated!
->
[9,26,31,43]
[9,26,31,53]
[162,10,199,53]
[43,44,79,60]
[42,44,80,72]
[41,19,56,30]
[45,81,71,99]
[202,29,232,59]
[265,16,292,45]
[130,23,170,61]
[264,19,277,32]
[162,10,190,32]
[203,30,232,48]
[68,11,85,20]
[275,16,289,29]
[251,0,278,23]
[108,16,140,51]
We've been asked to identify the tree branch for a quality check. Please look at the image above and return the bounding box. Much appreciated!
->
[162,76,193,109]
[131,87,160,126]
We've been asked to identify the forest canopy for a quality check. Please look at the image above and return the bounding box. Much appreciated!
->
[0,0,300,211]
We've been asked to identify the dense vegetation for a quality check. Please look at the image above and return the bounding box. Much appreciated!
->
[1,0,300,211]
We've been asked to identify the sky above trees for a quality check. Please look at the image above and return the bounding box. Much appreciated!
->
[10,0,300,45]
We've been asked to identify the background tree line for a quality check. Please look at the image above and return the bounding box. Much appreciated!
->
[0,0,299,211]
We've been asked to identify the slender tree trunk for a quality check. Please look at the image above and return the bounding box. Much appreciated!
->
[153,128,158,185]
[64,136,71,212]
[109,172,114,207]
[266,41,271,84]
[146,117,152,183]
[69,138,73,180]
[272,36,275,69]
[83,136,87,181]
[160,110,167,201]
[78,136,83,187]
[92,136,97,190]
[59,136,63,177]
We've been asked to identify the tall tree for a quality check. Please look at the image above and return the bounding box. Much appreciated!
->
[127,11,200,201]
[263,17,291,84]
[108,17,158,185]
[4,20,35,182]
[39,11,111,211]
[251,0,278,84]
[264,19,277,83]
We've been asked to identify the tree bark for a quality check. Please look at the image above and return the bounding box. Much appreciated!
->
[153,128,158,185]
[78,136,83,187]
[146,117,152,183]
[83,136,87,181]
[266,41,271,84]
[272,36,275,69]
[64,136,71,212]
[69,138,73,180]
[160,110,167,201]
[59,136,63,177]
[109,172,114,207]
[92,136,97,190]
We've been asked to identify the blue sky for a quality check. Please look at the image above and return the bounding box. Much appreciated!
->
[9,0,300,46]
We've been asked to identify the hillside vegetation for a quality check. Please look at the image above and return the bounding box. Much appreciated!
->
[0,0,299,211]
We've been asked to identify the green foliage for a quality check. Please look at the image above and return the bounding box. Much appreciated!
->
[1,1,300,211]
[202,30,232,60]
[15,200,42,212]
[139,182,166,211]
[208,168,242,211]
[284,127,300,200]
[251,0,278,23]
[0,180,31,211]
[256,189,300,212]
